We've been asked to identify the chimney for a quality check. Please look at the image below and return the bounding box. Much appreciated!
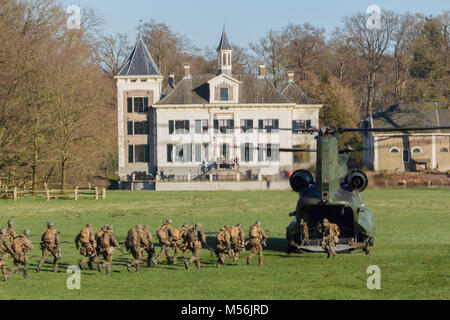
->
[183,64,191,78]
[168,73,175,87]
[258,64,266,78]
[287,70,294,82]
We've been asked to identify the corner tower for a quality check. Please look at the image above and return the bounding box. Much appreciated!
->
[217,28,232,75]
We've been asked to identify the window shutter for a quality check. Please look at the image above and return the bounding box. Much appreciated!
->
[144,121,149,134]
[241,144,246,163]
[230,119,234,133]
[127,98,132,113]
[248,120,253,133]
[195,143,201,162]
[128,145,134,163]
[169,120,174,134]
[186,144,192,162]
[167,144,173,163]
[273,144,279,161]
[249,143,254,162]
[214,120,219,133]
[274,119,279,129]
[258,119,263,132]
[144,97,149,112]
[306,120,311,128]
[185,120,189,134]
[127,121,133,135]
[258,144,264,162]
[144,145,149,163]
[195,120,201,134]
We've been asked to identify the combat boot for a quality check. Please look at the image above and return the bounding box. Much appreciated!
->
[126,264,132,272]
[195,260,201,270]
[167,257,173,265]
[184,261,190,270]
[98,263,103,272]
[78,261,84,270]
[152,259,158,266]
[246,257,251,265]
[3,270,10,281]
[36,266,40,273]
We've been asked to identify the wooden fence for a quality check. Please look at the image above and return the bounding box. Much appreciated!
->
[0,185,106,201]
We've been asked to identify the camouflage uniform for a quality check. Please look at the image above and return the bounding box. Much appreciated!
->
[11,230,33,279]
[247,221,268,266]
[6,220,19,272]
[229,224,246,263]
[152,220,174,266]
[143,225,155,267]
[183,223,206,270]
[298,218,309,241]
[75,223,97,270]
[97,225,120,275]
[0,228,13,281]
[215,227,232,268]
[320,219,340,258]
[172,224,188,265]
[37,222,61,272]
[126,225,149,272]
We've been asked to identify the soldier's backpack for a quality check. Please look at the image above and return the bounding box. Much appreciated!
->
[249,225,259,238]
[216,230,225,243]
[79,227,90,243]
[99,231,110,247]
[230,226,241,241]
[184,227,198,243]
[157,225,167,241]
[43,228,57,243]
[171,228,183,241]
[125,228,136,251]
[11,236,23,254]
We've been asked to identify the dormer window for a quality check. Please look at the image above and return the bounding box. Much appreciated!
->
[220,88,228,101]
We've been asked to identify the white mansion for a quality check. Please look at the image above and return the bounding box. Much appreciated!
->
[115,30,322,185]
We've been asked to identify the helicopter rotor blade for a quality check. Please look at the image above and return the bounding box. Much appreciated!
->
[279,148,316,152]
[338,126,450,133]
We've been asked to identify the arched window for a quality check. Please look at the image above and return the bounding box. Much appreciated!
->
[440,147,449,153]
[390,147,400,153]
[412,147,422,153]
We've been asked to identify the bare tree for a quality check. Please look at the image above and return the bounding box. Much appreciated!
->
[98,33,131,77]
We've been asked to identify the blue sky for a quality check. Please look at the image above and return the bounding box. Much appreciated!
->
[63,0,449,49]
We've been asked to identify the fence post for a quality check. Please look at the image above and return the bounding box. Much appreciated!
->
[13,187,17,201]
[102,188,106,200]
[46,189,50,201]
[237,173,240,181]
[188,170,191,182]
[95,187,99,200]
[74,186,78,200]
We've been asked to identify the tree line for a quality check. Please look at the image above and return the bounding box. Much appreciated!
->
[0,0,448,190]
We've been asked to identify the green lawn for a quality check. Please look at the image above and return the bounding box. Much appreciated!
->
[0,189,449,300]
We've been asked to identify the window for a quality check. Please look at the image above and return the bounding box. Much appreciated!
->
[259,119,279,133]
[220,88,228,101]
[403,149,410,163]
[175,144,192,163]
[127,97,149,113]
[202,120,208,133]
[133,121,148,135]
[293,120,312,133]
[390,147,400,153]
[266,144,279,161]
[241,143,253,162]
[214,119,234,133]
[195,120,208,134]
[128,144,148,163]
[169,120,189,134]
[240,119,253,133]
[440,148,449,153]
[412,147,422,153]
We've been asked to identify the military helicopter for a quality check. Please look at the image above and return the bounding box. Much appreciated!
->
[276,125,450,255]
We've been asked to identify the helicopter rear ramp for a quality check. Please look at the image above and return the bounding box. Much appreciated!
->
[289,238,368,254]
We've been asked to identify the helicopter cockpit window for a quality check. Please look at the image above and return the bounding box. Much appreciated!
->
[412,147,422,153]
[390,147,400,153]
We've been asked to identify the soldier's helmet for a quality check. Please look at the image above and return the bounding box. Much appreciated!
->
[255,221,261,226]
[7,220,14,227]
[224,224,231,229]
[136,224,143,230]
[86,223,92,228]
[47,222,55,229]
[102,224,109,231]
[181,223,187,229]
[322,218,329,224]
[24,229,31,237]
[0,227,7,234]
[107,225,114,231]
[195,223,202,229]
[166,219,172,225]
[236,223,242,227]
[143,225,150,230]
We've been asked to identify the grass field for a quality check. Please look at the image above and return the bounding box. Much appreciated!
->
[0,188,449,300]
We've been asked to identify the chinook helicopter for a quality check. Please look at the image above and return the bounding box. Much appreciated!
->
[277,125,450,255]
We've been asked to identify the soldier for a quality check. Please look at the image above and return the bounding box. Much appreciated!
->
[299,218,309,241]
[11,229,33,280]
[36,222,61,273]
[320,218,340,258]
[0,228,13,281]
[171,223,188,265]
[183,223,206,270]
[247,221,268,266]
[75,223,97,270]
[97,225,120,275]
[6,220,19,273]
[152,220,174,266]
[215,227,232,268]
[126,224,149,273]
[229,223,246,263]
[143,225,155,267]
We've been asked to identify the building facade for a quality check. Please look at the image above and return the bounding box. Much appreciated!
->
[116,30,322,184]
[364,103,450,172]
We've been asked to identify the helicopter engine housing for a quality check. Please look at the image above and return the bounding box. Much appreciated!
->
[345,169,368,192]
[289,169,314,193]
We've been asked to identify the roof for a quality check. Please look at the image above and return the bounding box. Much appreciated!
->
[217,29,232,51]
[117,36,161,76]
[281,81,317,104]
[156,74,292,105]
[371,102,450,133]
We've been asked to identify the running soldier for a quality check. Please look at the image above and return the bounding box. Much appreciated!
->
[125,224,149,273]
[152,220,174,266]
[229,223,246,263]
[75,223,97,270]
[215,227,232,268]
[97,225,120,275]
[143,225,155,267]
[36,222,61,273]
[0,228,13,281]
[11,229,33,280]
[320,218,340,258]
[247,221,268,266]
[6,220,19,273]
[183,223,206,270]
[171,223,188,265]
